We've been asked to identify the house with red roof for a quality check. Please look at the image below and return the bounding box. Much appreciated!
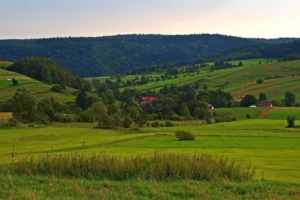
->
[141,96,157,103]
[258,101,272,107]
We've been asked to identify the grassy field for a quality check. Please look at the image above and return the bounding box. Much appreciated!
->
[263,107,300,119]
[0,68,79,104]
[1,119,300,183]
[215,107,265,120]
[0,61,13,68]
[1,175,299,199]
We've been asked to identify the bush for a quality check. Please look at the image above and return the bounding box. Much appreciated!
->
[256,79,263,84]
[151,121,160,127]
[159,122,165,127]
[287,116,296,127]
[246,114,251,119]
[175,130,195,141]
[11,153,255,181]
[165,121,175,127]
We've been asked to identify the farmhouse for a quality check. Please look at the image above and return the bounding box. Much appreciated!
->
[258,101,272,107]
[141,96,157,103]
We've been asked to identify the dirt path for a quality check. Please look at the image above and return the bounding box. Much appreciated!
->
[258,107,300,118]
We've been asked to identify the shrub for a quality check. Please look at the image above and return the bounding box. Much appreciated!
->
[159,122,165,127]
[246,114,251,119]
[175,130,195,141]
[264,75,273,80]
[165,121,175,127]
[11,153,255,181]
[256,79,263,84]
[287,116,296,127]
[151,121,159,127]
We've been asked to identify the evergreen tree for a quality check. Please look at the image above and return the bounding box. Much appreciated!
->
[76,90,87,110]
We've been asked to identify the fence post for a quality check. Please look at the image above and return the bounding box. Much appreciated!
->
[83,141,85,147]
[12,146,14,164]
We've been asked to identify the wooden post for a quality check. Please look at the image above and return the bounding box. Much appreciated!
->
[12,146,14,164]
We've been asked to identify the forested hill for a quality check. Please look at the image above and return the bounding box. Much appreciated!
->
[0,34,275,77]
[210,39,300,61]
[0,34,298,77]
[8,57,91,91]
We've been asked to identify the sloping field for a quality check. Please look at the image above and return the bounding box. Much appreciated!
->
[0,61,13,68]
[260,107,300,119]
[0,112,12,119]
[0,68,77,103]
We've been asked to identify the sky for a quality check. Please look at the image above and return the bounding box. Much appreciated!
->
[1,0,300,39]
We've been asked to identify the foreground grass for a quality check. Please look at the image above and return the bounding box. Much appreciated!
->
[1,119,300,182]
[10,153,254,181]
[0,174,299,200]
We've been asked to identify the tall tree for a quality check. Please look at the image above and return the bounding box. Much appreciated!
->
[76,90,87,110]
[240,94,257,107]
[258,93,267,101]
[284,91,296,107]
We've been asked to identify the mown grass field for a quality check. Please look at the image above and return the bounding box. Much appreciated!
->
[1,119,300,183]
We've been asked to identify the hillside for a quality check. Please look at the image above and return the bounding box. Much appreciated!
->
[7,57,91,91]
[93,59,300,105]
[1,35,297,77]
[0,67,77,106]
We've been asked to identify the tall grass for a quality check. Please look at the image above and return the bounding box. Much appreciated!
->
[11,153,254,181]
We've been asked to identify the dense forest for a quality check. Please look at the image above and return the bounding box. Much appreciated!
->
[0,34,297,77]
[8,57,91,91]
[127,39,300,74]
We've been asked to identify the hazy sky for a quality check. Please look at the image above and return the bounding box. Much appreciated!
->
[1,0,299,39]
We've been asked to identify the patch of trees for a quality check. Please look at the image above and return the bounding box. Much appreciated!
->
[210,61,243,71]
[8,57,91,91]
[240,94,257,107]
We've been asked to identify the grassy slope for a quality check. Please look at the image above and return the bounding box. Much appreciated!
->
[87,58,300,104]
[0,68,77,104]
[1,119,300,183]
[0,61,13,68]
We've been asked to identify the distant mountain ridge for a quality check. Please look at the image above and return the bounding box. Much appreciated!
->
[0,34,298,77]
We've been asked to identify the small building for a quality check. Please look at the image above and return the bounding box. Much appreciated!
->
[258,101,273,107]
[207,104,214,109]
[141,96,157,103]
[250,105,256,108]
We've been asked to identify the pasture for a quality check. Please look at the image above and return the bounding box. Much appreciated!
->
[86,59,300,105]
[1,119,300,183]
[0,68,78,104]
[0,61,13,68]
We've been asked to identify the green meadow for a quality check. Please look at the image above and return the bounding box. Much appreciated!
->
[0,68,79,104]
[1,119,300,183]
[0,61,13,68]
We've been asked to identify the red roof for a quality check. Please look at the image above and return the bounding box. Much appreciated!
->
[142,96,157,102]
[258,101,272,107]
